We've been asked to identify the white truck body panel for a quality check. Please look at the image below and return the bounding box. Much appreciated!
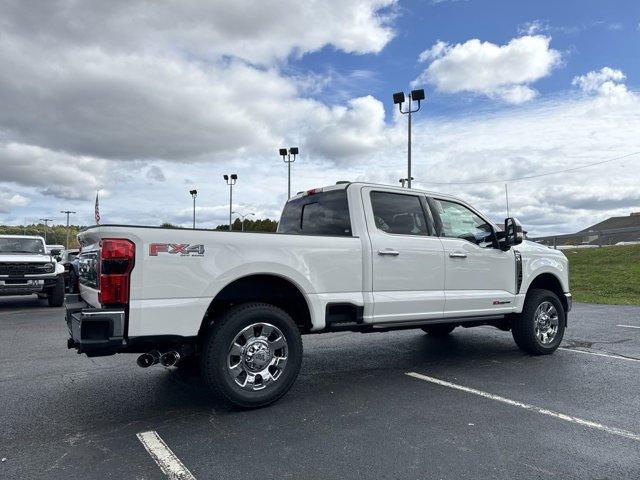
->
[74,182,570,340]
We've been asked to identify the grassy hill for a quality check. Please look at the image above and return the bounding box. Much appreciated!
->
[565,244,640,305]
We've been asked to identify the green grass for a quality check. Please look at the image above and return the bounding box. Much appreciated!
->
[565,244,640,305]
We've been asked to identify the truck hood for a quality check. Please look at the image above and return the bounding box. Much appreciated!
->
[0,254,54,263]
[517,240,566,258]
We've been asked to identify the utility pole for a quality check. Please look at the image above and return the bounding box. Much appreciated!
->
[189,190,197,229]
[60,210,76,249]
[39,218,53,242]
[505,184,510,218]
[279,147,299,199]
[393,89,425,189]
[223,174,237,230]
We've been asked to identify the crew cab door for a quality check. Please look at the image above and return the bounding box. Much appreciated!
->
[428,197,515,317]
[362,187,445,323]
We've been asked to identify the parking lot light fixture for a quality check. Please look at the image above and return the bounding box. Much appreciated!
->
[232,211,255,231]
[189,190,198,229]
[393,88,425,188]
[279,147,299,199]
[223,174,237,230]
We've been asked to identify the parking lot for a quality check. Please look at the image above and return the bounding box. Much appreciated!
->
[1,296,639,479]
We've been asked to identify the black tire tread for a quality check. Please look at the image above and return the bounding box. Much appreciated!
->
[47,276,65,307]
[511,288,565,355]
[200,302,303,408]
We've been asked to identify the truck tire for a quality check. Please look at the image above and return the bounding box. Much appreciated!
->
[68,270,79,293]
[511,289,565,355]
[200,302,303,408]
[47,276,65,307]
[421,324,456,336]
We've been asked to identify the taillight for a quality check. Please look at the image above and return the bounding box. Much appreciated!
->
[99,239,135,306]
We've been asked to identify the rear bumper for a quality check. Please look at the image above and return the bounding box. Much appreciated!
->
[65,294,125,356]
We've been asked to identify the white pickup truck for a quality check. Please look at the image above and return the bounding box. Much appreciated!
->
[1,234,66,306]
[66,182,571,407]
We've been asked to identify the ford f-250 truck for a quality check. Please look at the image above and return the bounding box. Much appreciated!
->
[1,235,66,306]
[66,182,571,407]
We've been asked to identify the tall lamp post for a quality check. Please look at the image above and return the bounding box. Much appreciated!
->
[232,211,255,231]
[39,218,53,242]
[392,89,425,189]
[60,210,76,249]
[399,177,414,188]
[189,189,197,229]
[223,174,237,230]
[279,147,299,199]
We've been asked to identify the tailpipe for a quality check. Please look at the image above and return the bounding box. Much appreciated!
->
[137,350,160,368]
[159,350,181,367]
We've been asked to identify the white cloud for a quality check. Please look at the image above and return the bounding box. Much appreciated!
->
[572,67,633,103]
[414,35,561,104]
[0,191,29,213]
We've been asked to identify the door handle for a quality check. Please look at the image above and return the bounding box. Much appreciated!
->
[449,251,467,258]
[378,248,400,256]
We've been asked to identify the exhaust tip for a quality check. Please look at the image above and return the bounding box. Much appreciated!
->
[137,350,160,368]
[160,350,181,367]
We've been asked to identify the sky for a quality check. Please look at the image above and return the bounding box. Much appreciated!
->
[0,0,639,236]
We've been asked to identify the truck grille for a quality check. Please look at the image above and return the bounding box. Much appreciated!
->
[0,262,53,276]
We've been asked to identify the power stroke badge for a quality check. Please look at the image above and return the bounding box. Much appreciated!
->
[149,243,205,256]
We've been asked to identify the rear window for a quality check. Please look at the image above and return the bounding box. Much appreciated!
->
[278,189,352,236]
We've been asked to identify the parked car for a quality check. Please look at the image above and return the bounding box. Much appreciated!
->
[59,249,80,293]
[0,235,66,306]
[66,182,571,407]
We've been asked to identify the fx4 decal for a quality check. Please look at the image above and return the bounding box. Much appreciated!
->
[149,243,205,256]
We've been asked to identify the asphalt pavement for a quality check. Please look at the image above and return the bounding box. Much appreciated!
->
[1,296,639,479]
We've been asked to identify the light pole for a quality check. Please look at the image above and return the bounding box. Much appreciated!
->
[232,211,255,231]
[223,174,237,230]
[39,218,53,242]
[399,177,414,188]
[393,89,425,189]
[60,210,76,249]
[505,184,510,218]
[189,189,197,229]
[279,147,299,199]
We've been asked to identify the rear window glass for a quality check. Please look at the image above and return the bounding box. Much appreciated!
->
[278,189,352,236]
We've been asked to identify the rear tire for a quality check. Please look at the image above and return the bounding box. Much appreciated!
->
[511,289,565,355]
[47,276,65,307]
[200,302,303,408]
[421,324,456,336]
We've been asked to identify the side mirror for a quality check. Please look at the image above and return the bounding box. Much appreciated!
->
[504,217,524,247]
[50,248,62,257]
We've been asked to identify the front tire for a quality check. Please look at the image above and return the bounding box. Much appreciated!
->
[47,276,65,307]
[200,303,303,408]
[421,324,456,336]
[511,289,565,355]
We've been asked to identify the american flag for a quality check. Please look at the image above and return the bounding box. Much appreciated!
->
[94,191,100,225]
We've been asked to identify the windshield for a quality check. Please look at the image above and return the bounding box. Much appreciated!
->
[0,238,46,254]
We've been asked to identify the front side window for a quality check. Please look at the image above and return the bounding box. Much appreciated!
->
[370,191,428,236]
[432,199,495,247]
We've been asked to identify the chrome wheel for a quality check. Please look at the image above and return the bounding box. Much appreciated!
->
[227,322,288,391]
[534,301,559,345]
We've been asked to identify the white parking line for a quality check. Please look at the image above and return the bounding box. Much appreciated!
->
[559,347,640,363]
[137,430,196,480]
[406,372,640,442]
[617,324,640,329]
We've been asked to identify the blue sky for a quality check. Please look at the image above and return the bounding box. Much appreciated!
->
[297,0,639,117]
[0,0,639,235]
